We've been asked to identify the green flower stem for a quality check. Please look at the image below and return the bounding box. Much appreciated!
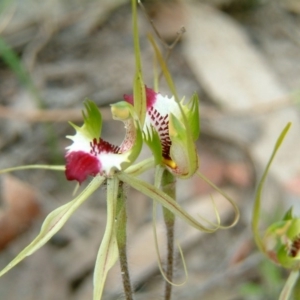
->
[292,271,300,300]
[93,177,119,300]
[161,169,176,300]
[116,181,134,300]
[279,270,299,300]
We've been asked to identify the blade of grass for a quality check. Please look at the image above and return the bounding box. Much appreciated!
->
[0,37,62,163]
[0,37,42,107]
[0,0,13,15]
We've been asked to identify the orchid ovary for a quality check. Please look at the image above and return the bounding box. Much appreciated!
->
[251,121,300,300]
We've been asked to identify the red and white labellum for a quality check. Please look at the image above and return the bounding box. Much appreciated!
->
[65,133,124,183]
[65,99,143,184]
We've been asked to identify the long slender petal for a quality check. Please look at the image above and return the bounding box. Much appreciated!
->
[132,0,146,126]
[0,175,105,277]
[93,177,119,300]
[0,165,64,174]
[196,171,239,229]
[118,173,216,233]
[252,122,291,252]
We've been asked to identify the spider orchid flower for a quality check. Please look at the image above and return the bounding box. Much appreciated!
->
[124,86,200,179]
[252,122,293,266]
[263,208,300,269]
[65,100,143,183]
[252,122,300,298]
[0,99,225,300]
[0,100,144,300]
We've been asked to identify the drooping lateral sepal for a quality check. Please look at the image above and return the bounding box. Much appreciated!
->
[118,172,218,233]
[0,176,105,278]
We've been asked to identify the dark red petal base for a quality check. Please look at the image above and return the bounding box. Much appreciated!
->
[65,151,100,184]
[123,86,157,109]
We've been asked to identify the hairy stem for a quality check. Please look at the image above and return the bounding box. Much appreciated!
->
[162,169,176,300]
[116,182,134,300]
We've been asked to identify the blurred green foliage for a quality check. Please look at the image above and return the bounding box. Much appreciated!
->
[239,259,285,300]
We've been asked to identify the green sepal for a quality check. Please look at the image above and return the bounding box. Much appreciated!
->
[133,71,147,127]
[69,100,102,141]
[283,207,294,221]
[0,175,105,278]
[143,125,163,165]
[169,113,198,178]
[182,93,200,141]
[118,172,217,233]
[132,0,146,127]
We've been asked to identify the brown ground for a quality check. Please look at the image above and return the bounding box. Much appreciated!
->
[1,0,300,299]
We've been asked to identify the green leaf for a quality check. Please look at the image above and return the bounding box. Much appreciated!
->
[93,177,119,300]
[118,173,216,233]
[0,175,105,277]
